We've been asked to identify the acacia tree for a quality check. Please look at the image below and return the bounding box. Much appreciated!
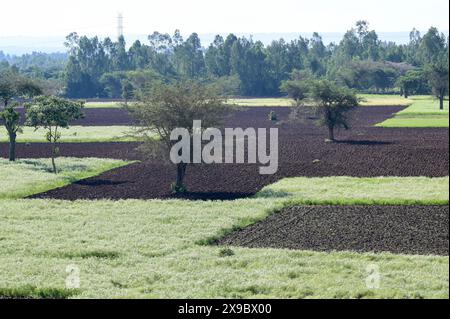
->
[25,96,84,173]
[307,80,359,142]
[128,82,233,193]
[280,70,313,106]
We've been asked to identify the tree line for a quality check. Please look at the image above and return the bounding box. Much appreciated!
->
[2,21,447,99]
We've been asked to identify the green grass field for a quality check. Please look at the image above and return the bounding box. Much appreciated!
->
[84,102,125,109]
[358,94,412,107]
[257,176,449,206]
[377,96,449,128]
[0,158,131,199]
[83,94,413,109]
[222,95,411,108]
[0,126,138,143]
[0,170,448,299]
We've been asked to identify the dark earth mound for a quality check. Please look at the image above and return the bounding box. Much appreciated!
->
[1,106,447,200]
[217,205,449,256]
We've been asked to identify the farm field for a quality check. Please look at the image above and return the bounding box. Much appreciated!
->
[377,96,449,128]
[0,185,448,299]
[25,106,448,200]
[0,158,130,199]
[0,126,136,143]
[0,95,448,299]
[82,94,413,109]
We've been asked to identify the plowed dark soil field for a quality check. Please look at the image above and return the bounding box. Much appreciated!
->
[1,106,447,200]
[217,205,449,256]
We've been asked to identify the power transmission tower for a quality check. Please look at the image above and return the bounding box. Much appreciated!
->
[117,13,124,39]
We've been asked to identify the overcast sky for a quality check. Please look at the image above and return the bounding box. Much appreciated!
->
[1,0,448,37]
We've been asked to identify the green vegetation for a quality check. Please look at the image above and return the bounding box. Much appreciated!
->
[129,82,233,192]
[0,175,448,298]
[0,286,79,299]
[0,196,448,299]
[359,94,412,107]
[25,96,85,173]
[231,94,413,108]
[0,126,137,143]
[55,22,448,99]
[0,158,130,199]
[378,116,449,128]
[230,98,293,107]
[82,95,416,109]
[257,176,449,205]
[396,96,449,115]
[294,79,359,141]
[0,73,43,161]
[377,96,449,128]
[85,102,124,109]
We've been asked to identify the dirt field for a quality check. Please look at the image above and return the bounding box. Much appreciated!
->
[1,106,448,200]
[217,205,449,255]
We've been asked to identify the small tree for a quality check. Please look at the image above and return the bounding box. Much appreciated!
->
[0,73,42,160]
[1,104,21,161]
[280,70,312,106]
[426,54,449,110]
[128,82,233,193]
[25,96,84,173]
[307,80,359,142]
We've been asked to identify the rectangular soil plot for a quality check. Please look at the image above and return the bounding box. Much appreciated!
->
[217,206,449,256]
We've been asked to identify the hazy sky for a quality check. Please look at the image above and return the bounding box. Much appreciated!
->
[1,0,448,37]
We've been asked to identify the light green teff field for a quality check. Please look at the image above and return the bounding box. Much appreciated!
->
[84,94,413,109]
[0,126,138,143]
[0,159,448,299]
[377,96,449,128]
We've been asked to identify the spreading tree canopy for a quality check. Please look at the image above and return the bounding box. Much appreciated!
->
[25,96,84,173]
[128,82,234,193]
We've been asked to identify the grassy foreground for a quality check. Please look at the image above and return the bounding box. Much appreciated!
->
[0,173,448,298]
[0,198,448,299]
[0,158,131,199]
[0,126,137,143]
[377,96,449,128]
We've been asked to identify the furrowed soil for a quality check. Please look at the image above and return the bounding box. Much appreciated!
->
[217,205,449,256]
[1,106,447,200]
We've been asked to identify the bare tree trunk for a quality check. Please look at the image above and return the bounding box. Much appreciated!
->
[8,131,16,161]
[51,139,58,174]
[51,148,57,174]
[440,94,444,110]
[328,126,335,141]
